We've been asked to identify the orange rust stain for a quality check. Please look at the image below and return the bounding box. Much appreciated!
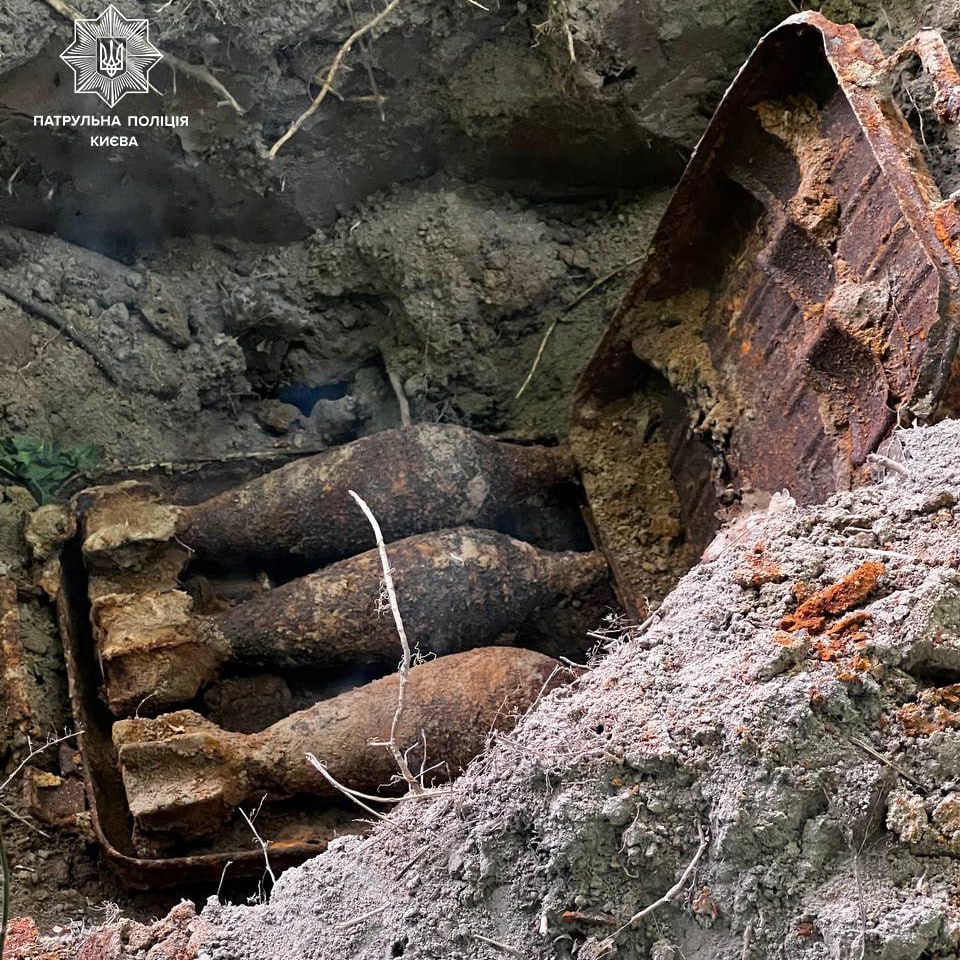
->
[792,581,815,606]
[741,340,751,356]
[835,655,874,683]
[780,562,884,634]
[811,613,871,663]
[899,684,960,737]
[732,543,785,589]
[774,629,803,648]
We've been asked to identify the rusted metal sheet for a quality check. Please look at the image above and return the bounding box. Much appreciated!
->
[572,13,960,617]
[56,458,367,890]
[0,576,32,737]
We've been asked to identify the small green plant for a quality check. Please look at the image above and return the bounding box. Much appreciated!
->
[0,436,102,505]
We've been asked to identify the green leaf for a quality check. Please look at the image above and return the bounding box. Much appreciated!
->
[0,435,103,504]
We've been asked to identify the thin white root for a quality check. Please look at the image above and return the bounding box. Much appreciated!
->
[514,253,646,399]
[268,0,404,158]
[335,904,388,930]
[470,933,524,957]
[305,753,394,823]
[0,731,82,796]
[388,369,412,427]
[348,490,424,793]
[866,452,910,478]
[0,803,51,840]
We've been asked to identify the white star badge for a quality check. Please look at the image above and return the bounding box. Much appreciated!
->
[60,5,162,108]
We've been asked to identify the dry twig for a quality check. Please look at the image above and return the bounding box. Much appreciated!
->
[597,823,709,953]
[846,735,929,794]
[216,859,233,902]
[268,0,404,158]
[305,753,394,823]
[335,904,388,930]
[388,369,412,427]
[470,933,524,957]
[238,798,277,888]
[345,0,386,122]
[0,731,82,796]
[0,802,50,840]
[866,452,910,478]
[0,731,81,956]
[514,254,646,399]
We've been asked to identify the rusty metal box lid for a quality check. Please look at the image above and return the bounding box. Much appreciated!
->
[571,13,960,616]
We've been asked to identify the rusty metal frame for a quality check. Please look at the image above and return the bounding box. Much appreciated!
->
[56,559,330,890]
[56,458,344,890]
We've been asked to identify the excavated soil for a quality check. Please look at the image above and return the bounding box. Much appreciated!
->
[22,413,960,960]
[6,0,960,950]
[196,419,960,958]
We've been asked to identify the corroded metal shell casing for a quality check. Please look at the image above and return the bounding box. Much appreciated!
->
[113,646,564,852]
[92,527,608,715]
[176,424,576,562]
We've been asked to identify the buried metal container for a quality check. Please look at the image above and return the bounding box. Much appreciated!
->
[56,458,367,891]
[55,434,599,888]
[572,12,960,617]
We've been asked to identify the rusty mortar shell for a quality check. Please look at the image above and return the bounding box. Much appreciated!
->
[92,528,608,716]
[201,527,610,669]
[175,424,576,562]
[112,646,564,852]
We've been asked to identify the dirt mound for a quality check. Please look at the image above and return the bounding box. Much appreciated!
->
[185,419,960,959]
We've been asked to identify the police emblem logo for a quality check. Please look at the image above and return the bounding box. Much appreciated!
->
[60,5,162,108]
[97,37,126,79]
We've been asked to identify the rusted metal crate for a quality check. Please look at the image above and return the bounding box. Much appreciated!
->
[56,457,365,891]
[572,12,960,616]
[56,450,589,888]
